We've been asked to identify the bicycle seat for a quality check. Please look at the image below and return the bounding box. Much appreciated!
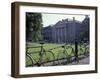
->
[62,45,65,48]
[40,42,44,44]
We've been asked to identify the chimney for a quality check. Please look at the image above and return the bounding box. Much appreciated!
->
[73,17,75,21]
[66,18,68,22]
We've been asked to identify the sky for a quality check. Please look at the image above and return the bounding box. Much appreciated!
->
[42,13,87,27]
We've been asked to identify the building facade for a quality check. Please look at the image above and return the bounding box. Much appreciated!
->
[42,16,89,43]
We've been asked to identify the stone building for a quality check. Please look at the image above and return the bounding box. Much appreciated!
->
[42,16,89,43]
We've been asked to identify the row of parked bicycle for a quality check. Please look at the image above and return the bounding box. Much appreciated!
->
[26,42,89,67]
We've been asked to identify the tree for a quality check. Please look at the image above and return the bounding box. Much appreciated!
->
[80,15,90,42]
[26,12,43,42]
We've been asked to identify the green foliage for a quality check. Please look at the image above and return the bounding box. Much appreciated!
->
[80,15,89,41]
[26,12,43,42]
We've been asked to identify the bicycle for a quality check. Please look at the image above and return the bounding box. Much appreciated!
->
[56,43,75,65]
[78,42,89,56]
[26,42,55,67]
[26,42,84,67]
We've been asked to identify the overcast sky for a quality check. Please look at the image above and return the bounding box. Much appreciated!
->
[42,13,87,27]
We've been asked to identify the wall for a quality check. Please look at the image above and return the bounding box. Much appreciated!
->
[0,0,100,80]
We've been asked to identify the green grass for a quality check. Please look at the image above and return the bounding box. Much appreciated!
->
[26,42,89,66]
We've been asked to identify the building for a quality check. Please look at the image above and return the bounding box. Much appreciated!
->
[42,16,89,43]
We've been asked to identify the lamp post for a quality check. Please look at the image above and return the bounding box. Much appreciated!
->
[73,17,79,62]
[74,39,79,62]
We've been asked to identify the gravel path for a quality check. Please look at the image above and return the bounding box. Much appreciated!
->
[68,55,89,65]
[78,56,89,64]
[42,55,90,66]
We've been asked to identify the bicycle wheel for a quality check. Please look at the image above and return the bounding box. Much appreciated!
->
[84,45,89,56]
[57,45,74,65]
[26,53,33,67]
[40,51,55,66]
[66,46,75,56]
[56,50,68,65]
[26,53,36,67]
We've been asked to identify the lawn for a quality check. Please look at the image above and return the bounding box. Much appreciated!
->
[26,42,89,66]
